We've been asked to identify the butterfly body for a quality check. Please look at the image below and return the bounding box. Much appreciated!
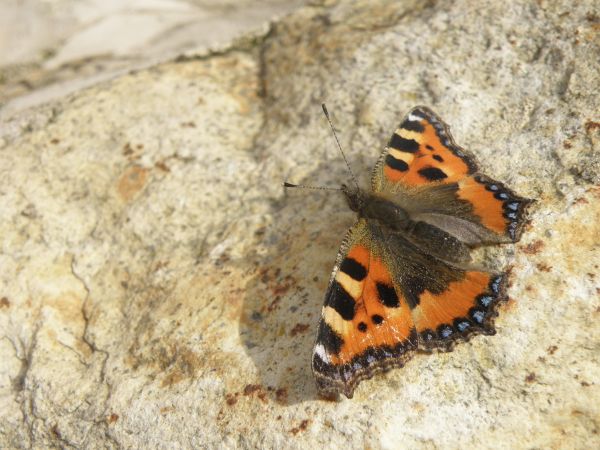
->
[311,106,532,399]
[342,184,411,231]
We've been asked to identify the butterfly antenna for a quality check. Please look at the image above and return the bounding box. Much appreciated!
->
[283,181,341,191]
[321,103,359,190]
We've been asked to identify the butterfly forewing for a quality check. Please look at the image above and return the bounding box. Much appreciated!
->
[312,219,417,398]
[371,106,532,243]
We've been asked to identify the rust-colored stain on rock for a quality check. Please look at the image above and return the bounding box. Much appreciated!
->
[117,165,148,202]
[289,419,309,435]
[275,388,288,404]
[160,406,175,415]
[584,120,600,133]
[290,323,309,336]
[243,384,261,396]
[521,240,545,255]
[155,161,170,172]
[500,297,518,312]
[547,345,559,355]
[225,393,238,406]
[160,345,203,388]
[536,263,552,272]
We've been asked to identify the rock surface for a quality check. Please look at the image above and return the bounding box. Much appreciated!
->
[1,0,599,448]
[0,0,306,115]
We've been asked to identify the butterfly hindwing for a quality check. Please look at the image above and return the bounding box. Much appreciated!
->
[375,227,508,350]
[454,173,533,242]
[313,220,508,398]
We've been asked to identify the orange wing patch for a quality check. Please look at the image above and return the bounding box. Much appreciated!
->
[413,272,506,348]
[456,174,533,242]
[458,177,507,234]
[382,107,477,187]
[313,242,418,398]
[331,252,414,365]
[413,271,489,332]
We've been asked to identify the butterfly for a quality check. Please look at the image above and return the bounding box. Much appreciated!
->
[297,105,533,399]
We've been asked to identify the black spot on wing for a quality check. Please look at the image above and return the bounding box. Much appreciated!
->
[317,321,343,354]
[357,322,367,332]
[385,154,409,172]
[420,329,435,342]
[371,314,384,325]
[389,134,419,153]
[339,257,367,281]
[403,276,426,309]
[400,119,425,133]
[326,281,356,320]
[417,167,448,181]
[376,282,399,308]
[432,154,444,162]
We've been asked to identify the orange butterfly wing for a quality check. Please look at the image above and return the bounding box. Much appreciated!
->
[372,106,532,243]
[312,220,417,398]
[312,221,508,398]
[376,106,477,187]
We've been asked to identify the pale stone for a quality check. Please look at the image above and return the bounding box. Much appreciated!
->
[0,0,306,115]
[0,0,598,448]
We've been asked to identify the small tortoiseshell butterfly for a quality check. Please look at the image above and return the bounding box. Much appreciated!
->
[287,105,532,399]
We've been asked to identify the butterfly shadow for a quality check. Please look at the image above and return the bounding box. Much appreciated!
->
[238,164,366,405]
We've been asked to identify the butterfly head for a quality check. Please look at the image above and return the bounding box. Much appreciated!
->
[341,183,366,213]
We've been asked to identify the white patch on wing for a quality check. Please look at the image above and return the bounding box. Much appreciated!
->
[314,344,329,362]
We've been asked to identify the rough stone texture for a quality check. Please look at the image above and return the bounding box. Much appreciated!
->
[1,0,599,448]
[0,0,306,115]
